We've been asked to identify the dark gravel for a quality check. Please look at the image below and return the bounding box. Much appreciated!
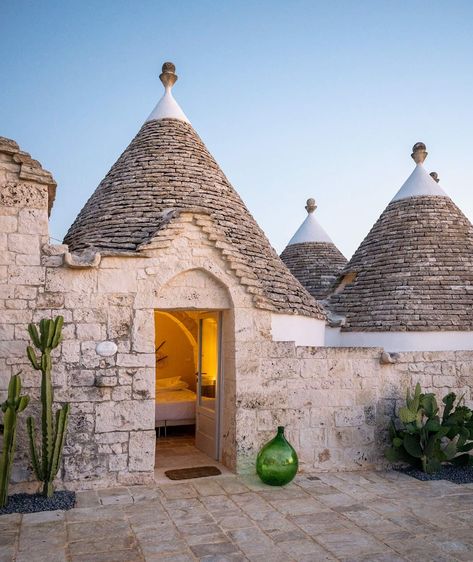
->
[0,491,75,515]
[397,465,473,484]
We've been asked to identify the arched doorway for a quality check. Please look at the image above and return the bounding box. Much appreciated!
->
[153,269,235,480]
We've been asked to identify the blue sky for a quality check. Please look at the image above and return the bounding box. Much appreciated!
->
[2,0,473,258]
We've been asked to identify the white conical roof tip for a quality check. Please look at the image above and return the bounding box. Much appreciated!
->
[146,61,190,124]
[391,141,448,202]
[287,198,334,245]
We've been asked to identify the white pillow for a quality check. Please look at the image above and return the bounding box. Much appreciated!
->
[156,376,182,389]
[156,381,189,393]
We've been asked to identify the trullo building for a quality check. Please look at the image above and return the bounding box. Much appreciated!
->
[326,142,473,351]
[1,65,473,489]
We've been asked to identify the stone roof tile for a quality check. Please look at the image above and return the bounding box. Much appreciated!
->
[327,195,473,331]
[64,120,324,318]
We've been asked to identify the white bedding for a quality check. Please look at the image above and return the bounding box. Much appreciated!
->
[155,389,196,423]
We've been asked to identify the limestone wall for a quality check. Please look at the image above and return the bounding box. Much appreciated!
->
[0,186,270,489]
[2,140,473,491]
[238,344,473,473]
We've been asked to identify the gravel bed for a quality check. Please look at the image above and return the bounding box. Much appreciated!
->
[0,491,75,515]
[398,465,473,484]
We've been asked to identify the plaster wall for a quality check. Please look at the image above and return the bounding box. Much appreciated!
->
[326,327,473,352]
[271,313,325,346]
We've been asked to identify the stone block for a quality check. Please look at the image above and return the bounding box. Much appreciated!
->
[98,269,137,293]
[111,385,132,401]
[260,358,300,381]
[71,370,95,386]
[17,208,48,234]
[334,406,366,427]
[0,324,14,340]
[95,374,118,387]
[45,268,97,293]
[42,243,68,256]
[309,407,334,428]
[15,286,36,299]
[36,292,65,309]
[61,340,80,363]
[15,253,40,265]
[116,353,154,368]
[76,323,103,341]
[8,233,39,254]
[0,339,28,358]
[109,454,128,471]
[0,215,17,233]
[128,430,156,471]
[106,305,132,339]
[95,400,154,432]
[433,375,457,387]
[0,250,15,264]
[131,310,154,353]
[8,265,44,285]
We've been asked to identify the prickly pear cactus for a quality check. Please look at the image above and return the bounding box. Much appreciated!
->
[386,384,473,473]
[0,373,29,507]
[26,316,70,497]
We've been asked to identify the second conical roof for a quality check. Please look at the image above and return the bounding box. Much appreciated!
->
[281,199,347,299]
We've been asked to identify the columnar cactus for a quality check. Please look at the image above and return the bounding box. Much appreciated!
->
[0,373,29,507]
[26,316,70,497]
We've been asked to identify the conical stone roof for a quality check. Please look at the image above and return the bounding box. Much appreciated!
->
[64,63,324,319]
[327,143,473,331]
[280,199,347,299]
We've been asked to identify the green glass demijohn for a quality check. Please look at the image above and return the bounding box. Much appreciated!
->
[256,426,298,486]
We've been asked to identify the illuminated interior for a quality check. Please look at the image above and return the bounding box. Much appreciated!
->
[154,310,220,451]
[154,311,197,391]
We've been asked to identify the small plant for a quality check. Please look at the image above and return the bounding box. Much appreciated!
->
[26,316,70,497]
[386,383,473,473]
[0,373,29,507]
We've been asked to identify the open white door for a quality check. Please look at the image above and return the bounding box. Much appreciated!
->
[195,312,221,459]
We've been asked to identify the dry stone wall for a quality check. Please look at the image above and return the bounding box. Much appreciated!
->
[237,344,473,473]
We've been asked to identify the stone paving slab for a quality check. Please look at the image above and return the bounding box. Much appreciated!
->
[2,470,473,561]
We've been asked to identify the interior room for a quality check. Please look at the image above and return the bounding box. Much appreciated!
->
[154,309,229,481]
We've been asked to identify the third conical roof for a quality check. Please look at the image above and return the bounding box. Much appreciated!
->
[327,143,473,331]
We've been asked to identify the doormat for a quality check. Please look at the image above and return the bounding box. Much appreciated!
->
[164,466,222,480]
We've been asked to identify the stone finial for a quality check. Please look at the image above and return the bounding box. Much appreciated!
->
[430,171,440,183]
[411,142,428,164]
[305,198,317,214]
[160,62,178,89]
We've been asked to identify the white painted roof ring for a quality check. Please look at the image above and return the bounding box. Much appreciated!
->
[146,62,190,124]
[287,198,334,245]
[391,142,448,202]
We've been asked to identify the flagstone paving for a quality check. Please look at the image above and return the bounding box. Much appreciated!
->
[2,470,473,561]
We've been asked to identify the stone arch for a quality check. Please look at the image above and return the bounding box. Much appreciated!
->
[153,267,236,470]
[155,267,233,310]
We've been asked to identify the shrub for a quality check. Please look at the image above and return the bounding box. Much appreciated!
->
[385,383,473,473]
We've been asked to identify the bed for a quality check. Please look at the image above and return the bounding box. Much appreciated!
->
[155,388,197,436]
